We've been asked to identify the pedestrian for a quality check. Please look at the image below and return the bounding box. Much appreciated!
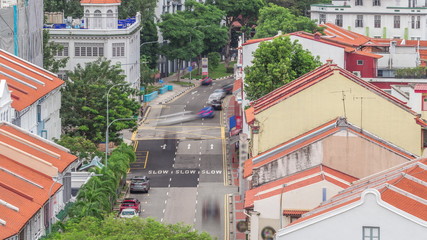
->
[140,106,144,117]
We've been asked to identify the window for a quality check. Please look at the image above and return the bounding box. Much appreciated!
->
[357,60,364,65]
[319,14,326,24]
[356,15,363,28]
[374,15,381,28]
[336,15,343,27]
[394,16,400,28]
[94,10,102,28]
[54,43,69,57]
[75,43,104,57]
[416,16,421,28]
[112,43,125,57]
[408,0,416,7]
[363,226,380,240]
[373,0,380,6]
[355,0,363,6]
[107,10,114,28]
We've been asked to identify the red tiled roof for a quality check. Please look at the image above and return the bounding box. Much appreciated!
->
[288,158,427,227]
[81,0,121,3]
[245,106,255,125]
[0,155,61,239]
[242,37,275,46]
[252,63,415,116]
[283,210,309,216]
[0,49,64,111]
[321,23,370,46]
[0,122,77,173]
[233,78,242,92]
[353,50,382,59]
[414,84,427,93]
[244,165,356,208]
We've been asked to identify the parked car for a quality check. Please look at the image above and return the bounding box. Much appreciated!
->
[198,106,215,118]
[210,99,222,110]
[120,198,141,213]
[201,77,212,86]
[130,176,150,193]
[119,208,139,218]
[222,83,233,95]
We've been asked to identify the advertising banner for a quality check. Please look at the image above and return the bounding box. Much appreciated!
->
[202,57,208,76]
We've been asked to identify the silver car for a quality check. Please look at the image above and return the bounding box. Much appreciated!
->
[130,176,150,193]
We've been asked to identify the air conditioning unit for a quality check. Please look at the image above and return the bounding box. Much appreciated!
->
[352,71,361,77]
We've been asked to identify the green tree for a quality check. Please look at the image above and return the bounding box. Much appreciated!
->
[54,135,101,162]
[61,59,140,144]
[206,0,266,67]
[140,19,160,68]
[44,0,83,18]
[158,13,204,81]
[254,3,324,38]
[267,0,331,16]
[208,52,221,72]
[244,36,321,100]
[43,30,68,73]
[47,216,214,240]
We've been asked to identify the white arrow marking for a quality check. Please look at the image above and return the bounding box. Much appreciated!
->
[210,144,214,149]
[161,144,167,149]
[188,144,191,149]
[192,91,198,95]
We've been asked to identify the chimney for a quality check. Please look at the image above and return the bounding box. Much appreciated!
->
[326,59,333,64]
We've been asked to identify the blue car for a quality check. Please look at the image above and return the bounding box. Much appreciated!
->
[198,106,215,118]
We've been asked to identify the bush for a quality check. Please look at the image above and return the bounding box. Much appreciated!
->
[208,52,221,72]
[226,66,234,73]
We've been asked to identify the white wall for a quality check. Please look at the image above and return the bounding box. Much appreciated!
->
[276,190,427,240]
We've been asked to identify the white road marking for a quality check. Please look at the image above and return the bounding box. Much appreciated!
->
[210,144,214,149]
[188,144,191,149]
[161,144,167,149]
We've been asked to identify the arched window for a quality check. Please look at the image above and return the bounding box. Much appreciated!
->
[85,10,90,28]
[94,10,102,28]
[107,10,113,28]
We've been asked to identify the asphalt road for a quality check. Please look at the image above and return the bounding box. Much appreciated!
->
[129,78,237,239]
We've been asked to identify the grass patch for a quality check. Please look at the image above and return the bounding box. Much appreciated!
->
[181,61,236,79]
[170,81,194,87]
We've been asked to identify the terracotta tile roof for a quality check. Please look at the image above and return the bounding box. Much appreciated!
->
[245,106,255,125]
[414,84,427,93]
[288,158,427,226]
[244,165,356,208]
[0,155,61,239]
[353,50,382,59]
[243,118,416,178]
[80,0,121,3]
[321,23,370,46]
[283,210,309,216]
[252,63,415,116]
[242,36,275,46]
[0,49,64,111]
[233,78,242,92]
[0,122,77,173]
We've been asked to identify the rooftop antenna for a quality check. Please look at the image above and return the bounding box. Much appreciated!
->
[331,89,351,118]
[353,96,375,131]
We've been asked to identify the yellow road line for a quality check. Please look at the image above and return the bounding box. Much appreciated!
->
[144,151,149,169]
[133,140,138,151]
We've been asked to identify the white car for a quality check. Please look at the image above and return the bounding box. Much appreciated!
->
[119,208,139,218]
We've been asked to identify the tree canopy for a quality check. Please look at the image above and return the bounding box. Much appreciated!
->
[244,36,322,100]
[47,215,214,240]
[43,30,68,73]
[266,0,331,16]
[61,59,140,144]
[254,3,324,38]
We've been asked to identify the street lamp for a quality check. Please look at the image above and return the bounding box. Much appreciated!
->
[279,184,287,229]
[106,83,127,166]
[105,117,139,167]
[47,173,102,234]
[140,40,158,47]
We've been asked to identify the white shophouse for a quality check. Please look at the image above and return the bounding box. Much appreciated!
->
[48,0,141,90]
[311,0,427,40]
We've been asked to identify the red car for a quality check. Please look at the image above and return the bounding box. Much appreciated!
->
[120,198,141,213]
[201,77,212,86]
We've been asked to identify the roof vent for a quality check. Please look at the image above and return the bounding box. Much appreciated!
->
[314,32,321,40]
[326,59,333,64]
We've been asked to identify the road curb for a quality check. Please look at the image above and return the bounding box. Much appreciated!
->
[161,85,197,104]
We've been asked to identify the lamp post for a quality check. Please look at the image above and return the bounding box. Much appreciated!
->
[279,184,287,229]
[106,83,127,166]
[47,173,102,234]
[140,40,158,47]
[105,117,139,167]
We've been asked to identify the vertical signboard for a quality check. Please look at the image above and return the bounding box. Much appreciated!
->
[202,57,208,76]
